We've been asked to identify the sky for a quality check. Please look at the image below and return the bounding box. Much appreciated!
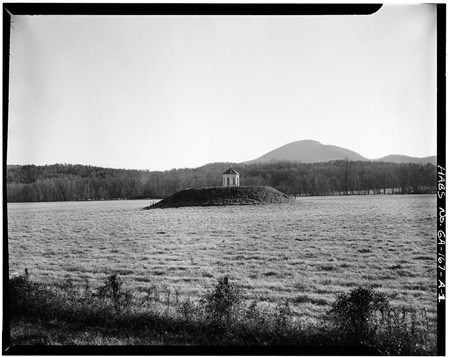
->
[7,4,437,171]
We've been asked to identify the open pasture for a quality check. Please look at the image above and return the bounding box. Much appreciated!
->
[8,195,437,322]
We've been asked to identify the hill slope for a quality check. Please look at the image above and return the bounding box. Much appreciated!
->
[145,186,291,209]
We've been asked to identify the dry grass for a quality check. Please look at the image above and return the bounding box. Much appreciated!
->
[8,195,436,326]
[7,275,436,354]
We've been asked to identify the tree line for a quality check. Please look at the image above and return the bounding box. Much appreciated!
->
[6,160,436,202]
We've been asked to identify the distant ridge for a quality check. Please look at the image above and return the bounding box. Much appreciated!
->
[374,154,437,165]
[244,140,436,165]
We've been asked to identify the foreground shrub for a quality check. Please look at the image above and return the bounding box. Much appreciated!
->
[327,286,389,343]
[201,277,244,327]
[96,273,133,315]
[326,286,436,355]
[9,274,65,320]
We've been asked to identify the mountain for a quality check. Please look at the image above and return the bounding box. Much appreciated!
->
[245,140,367,164]
[244,140,436,165]
[374,154,437,165]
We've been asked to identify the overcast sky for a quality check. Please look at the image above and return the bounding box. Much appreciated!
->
[8,4,437,171]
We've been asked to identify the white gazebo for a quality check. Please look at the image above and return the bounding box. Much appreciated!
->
[222,168,240,187]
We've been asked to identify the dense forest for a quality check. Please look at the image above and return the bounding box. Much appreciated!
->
[6,160,436,202]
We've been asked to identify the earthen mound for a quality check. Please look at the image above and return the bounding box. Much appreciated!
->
[145,186,291,209]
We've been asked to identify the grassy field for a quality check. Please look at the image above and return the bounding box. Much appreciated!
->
[6,273,436,354]
[8,195,437,325]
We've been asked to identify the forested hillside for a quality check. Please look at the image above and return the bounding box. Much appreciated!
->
[6,161,436,202]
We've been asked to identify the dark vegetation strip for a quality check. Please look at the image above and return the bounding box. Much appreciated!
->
[6,160,435,202]
[6,273,436,355]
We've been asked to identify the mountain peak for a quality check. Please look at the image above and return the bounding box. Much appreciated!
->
[245,140,366,164]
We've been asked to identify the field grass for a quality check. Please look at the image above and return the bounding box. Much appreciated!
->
[7,195,437,341]
[6,273,436,354]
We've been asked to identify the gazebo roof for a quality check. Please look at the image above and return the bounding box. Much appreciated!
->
[223,168,239,175]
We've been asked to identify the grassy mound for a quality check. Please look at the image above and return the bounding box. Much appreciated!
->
[145,186,291,209]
